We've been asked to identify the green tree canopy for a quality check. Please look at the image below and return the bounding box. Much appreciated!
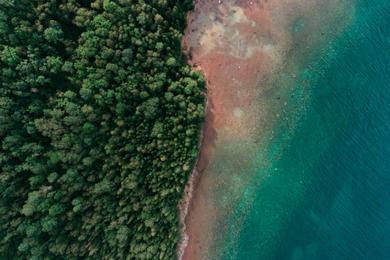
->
[0,0,204,259]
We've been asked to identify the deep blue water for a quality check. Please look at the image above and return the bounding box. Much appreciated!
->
[221,1,390,259]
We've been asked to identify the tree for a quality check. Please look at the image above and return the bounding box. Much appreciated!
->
[0,1,204,259]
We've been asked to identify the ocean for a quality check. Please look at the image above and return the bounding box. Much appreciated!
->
[219,0,390,259]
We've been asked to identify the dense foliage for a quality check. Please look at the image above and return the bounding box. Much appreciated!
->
[0,0,204,259]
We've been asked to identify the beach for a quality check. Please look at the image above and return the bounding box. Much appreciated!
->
[179,1,276,259]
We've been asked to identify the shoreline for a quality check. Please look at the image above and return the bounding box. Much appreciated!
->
[176,1,276,258]
[176,0,356,258]
[176,3,215,258]
[177,97,209,260]
[177,21,211,258]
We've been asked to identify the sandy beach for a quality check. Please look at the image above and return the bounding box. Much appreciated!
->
[178,2,279,259]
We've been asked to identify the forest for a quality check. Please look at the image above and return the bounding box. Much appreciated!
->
[0,0,204,259]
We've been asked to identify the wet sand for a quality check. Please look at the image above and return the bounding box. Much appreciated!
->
[178,0,355,259]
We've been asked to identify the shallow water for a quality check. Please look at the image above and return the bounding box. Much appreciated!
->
[182,0,390,259]
[219,0,390,259]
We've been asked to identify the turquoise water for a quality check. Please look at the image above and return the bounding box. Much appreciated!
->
[221,1,390,259]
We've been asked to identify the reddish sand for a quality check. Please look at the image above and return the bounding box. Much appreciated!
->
[179,1,275,259]
[182,0,275,142]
